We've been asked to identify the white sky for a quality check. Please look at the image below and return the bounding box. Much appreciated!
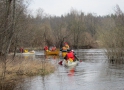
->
[28,0,124,16]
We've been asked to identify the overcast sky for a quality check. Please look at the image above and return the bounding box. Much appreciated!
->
[28,0,124,16]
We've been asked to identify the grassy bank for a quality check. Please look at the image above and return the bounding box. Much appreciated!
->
[0,57,55,90]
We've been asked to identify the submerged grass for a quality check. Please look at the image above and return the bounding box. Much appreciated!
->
[0,57,55,90]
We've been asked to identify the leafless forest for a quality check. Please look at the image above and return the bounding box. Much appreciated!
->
[0,0,124,83]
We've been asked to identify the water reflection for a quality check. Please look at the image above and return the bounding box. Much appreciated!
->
[14,49,124,90]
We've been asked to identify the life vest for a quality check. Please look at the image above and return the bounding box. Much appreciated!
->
[44,46,48,51]
[24,50,28,53]
[66,51,75,61]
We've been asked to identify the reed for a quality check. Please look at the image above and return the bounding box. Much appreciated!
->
[0,57,55,90]
[97,25,124,64]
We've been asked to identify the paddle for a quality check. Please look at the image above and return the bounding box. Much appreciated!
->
[74,55,83,62]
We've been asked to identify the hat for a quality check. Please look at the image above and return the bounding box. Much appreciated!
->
[64,42,68,45]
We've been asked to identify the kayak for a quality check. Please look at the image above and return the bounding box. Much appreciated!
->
[44,49,60,56]
[62,59,78,67]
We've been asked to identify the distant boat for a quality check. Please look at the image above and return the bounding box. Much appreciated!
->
[44,49,60,56]
[22,50,35,55]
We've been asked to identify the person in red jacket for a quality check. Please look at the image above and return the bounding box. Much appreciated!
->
[19,47,24,53]
[51,45,56,51]
[64,49,75,62]
[44,46,49,51]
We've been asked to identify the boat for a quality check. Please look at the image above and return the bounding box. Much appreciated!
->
[62,59,78,67]
[22,50,35,55]
[44,49,60,56]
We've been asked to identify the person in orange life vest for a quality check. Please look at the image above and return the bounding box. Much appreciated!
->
[60,42,69,51]
[64,42,70,49]
[64,49,75,62]
[44,46,48,51]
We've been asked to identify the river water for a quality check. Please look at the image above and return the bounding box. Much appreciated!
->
[14,49,124,90]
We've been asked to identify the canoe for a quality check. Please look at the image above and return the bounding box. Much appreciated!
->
[62,59,78,67]
[44,49,60,56]
[22,50,35,55]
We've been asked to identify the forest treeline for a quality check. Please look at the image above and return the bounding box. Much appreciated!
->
[0,0,124,56]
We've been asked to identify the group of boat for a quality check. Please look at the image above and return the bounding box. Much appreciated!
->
[44,49,79,67]
[21,48,79,67]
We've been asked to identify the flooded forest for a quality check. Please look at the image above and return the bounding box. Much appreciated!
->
[0,0,124,90]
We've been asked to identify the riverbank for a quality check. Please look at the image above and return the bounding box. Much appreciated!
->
[0,57,55,90]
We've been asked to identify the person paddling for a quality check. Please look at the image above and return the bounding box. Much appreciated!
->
[64,42,70,50]
[44,46,49,51]
[64,49,76,62]
[58,49,80,65]
[60,42,70,58]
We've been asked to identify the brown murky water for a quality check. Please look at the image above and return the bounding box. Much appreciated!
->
[14,49,124,90]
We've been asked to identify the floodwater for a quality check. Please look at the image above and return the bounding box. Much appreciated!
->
[14,49,124,90]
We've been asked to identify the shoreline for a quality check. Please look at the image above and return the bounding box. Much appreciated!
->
[0,57,55,90]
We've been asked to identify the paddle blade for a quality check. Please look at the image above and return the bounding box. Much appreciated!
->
[58,61,63,65]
